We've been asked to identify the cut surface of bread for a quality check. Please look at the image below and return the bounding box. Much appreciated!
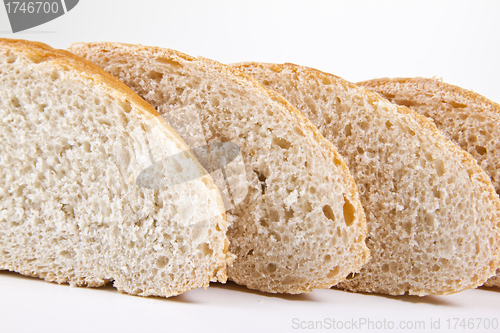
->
[0,38,232,298]
[69,42,371,294]
[357,77,500,288]
[234,62,500,296]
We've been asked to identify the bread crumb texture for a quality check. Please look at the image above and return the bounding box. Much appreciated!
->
[234,63,500,296]
[358,77,500,288]
[69,42,371,294]
[0,39,231,298]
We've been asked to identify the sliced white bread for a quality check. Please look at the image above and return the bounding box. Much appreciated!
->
[0,38,232,298]
[69,42,371,294]
[358,77,500,288]
[233,62,500,296]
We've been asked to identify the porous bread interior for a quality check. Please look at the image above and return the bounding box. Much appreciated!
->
[234,63,500,296]
[359,77,500,197]
[358,77,500,288]
[69,42,371,294]
[0,44,230,298]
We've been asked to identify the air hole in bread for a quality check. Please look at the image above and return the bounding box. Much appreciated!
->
[269,231,281,242]
[81,141,91,153]
[269,209,279,221]
[322,205,335,221]
[294,127,304,136]
[345,123,352,136]
[449,101,467,108]
[402,222,412,234]
[343,196,355,226]
[266,263,277,273]
[359,121,369,131]
[282,275,307,286]
[324,254,332,263]
[386,120,393,129]
[476,145,487,155]
[254,169,267,194]
[97,117,112,127]
[50,71,60,81]
[59,250,72,259]
[273,137,292,150]
[467,134,478,143]
[155,57,182,68]
[61,204,75,218]
[304,96,317,114]
[395,99,419,107]
[321,76,332,85]
[435,160,446,177]
[200,243,213,257]
[210,97,219,107]
[156,256,169,268]
[10,97,20,108]
[304,201,313,213]
[5,51,17,63]
[324,112,332,123]
[148,70,164,83]
[327,266,340,279]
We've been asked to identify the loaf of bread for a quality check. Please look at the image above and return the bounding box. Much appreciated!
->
[358,77,500,288]
[0,38,232,297]
[69,42,371,294]
[233,62,500,295]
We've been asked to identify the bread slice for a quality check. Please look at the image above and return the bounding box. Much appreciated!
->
[358,77,500,288]
[0,38,232,298]
[233,62,500,296]
[69,42,371,294]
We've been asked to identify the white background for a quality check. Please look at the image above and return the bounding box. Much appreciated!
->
[1,1,500,332]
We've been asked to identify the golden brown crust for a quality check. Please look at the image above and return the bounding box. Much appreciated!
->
[1,39,159,119]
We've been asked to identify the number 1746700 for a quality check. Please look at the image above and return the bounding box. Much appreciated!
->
[5,2,60,14]
[446,318,498,330]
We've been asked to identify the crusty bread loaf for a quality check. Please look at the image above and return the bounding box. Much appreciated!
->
[0,38,232,298]
[358,77,500,288]
[69,42,371,294]
[233,62,500,296]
